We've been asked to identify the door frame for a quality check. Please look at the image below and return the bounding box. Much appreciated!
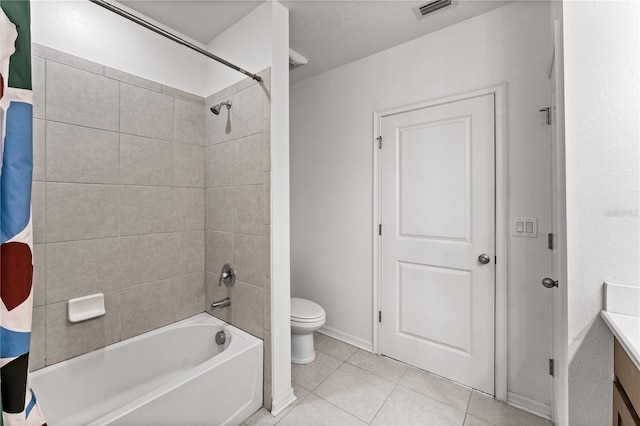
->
[372,83,508,401]
[548,19,569,426]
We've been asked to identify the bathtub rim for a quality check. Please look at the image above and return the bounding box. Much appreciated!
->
[30,313,263,426]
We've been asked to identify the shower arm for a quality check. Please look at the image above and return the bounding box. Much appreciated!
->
[87,0,262,83]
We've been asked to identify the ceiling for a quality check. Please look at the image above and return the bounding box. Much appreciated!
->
[120,0,511,84]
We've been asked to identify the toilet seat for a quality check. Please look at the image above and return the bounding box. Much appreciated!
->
[291,298,325,323]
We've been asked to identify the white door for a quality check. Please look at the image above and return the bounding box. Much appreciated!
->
[379,94,496,394]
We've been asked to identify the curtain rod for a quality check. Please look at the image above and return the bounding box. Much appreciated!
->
[88,0,262,83]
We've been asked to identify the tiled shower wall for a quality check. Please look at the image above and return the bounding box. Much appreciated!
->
[29,44,206,370]
[204,70,272,408]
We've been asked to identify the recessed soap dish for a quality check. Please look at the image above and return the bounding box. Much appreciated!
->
[68,293,106,323]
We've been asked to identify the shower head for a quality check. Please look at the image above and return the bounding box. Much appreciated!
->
[210,100,232,115]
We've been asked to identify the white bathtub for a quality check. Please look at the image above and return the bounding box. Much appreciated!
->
[30,313,263,425]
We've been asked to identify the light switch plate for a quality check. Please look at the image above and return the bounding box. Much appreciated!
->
[512,217,538,238]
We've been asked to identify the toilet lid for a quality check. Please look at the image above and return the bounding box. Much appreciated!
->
[291,298,325,321]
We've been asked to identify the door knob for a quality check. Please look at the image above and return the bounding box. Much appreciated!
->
[542,278,558,288]
[478,254,491,264]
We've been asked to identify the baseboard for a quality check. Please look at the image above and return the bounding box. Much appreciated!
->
[271,386,296,417]
[317,326,373,352]
[507,391,551,420]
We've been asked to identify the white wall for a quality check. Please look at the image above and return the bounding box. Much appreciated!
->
[268,2,294,415]
[562,1,640,424]
[31,0,209,95]
[204,2,294,414]
[290,1,553,411]
[204,2,273,96]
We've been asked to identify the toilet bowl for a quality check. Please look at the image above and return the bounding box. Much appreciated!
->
[290,298,326,364]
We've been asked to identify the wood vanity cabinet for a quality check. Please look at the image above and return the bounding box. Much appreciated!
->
[613,338,640,426]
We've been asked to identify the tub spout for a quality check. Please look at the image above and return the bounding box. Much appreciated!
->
[211,297,231,311]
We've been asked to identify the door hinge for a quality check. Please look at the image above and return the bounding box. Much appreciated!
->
[379,311,382,323]
[376,136,382,149]
[378,224,382,236]
[548,233,554,250]
[540,107,551,125]
[549,358,555,376]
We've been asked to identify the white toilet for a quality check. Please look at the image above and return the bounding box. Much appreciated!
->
[290,298,326,364]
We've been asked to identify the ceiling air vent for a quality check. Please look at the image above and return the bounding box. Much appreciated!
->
[414,0,452,17]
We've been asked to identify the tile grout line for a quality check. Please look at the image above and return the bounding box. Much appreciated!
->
[462,390,473,425]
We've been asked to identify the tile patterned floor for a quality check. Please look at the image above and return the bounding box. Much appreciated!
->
[244,333,553,426]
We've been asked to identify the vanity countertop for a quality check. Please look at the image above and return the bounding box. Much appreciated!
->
[601,310,640,371]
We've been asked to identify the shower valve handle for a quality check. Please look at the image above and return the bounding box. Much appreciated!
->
[219,263,236,287]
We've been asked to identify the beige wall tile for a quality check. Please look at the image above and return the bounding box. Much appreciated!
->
[231,84,263,139]
[206,142,234,188]
[104,67,162,92]
[32,244,45,307]
[32,56,45,119]
[172,272,205,321]
[230,281,263,338]
[34,44,104,74]
[233,185,263,236]
[46,61,118,131]
[263,380,272,411]
[46,238,120,303]
[233,133,263,185]
[264,328,272,384]
[175,98,205,146]
[46,122,120,184]
[263,225,271,278]
[206,187,233,232]
[263,172,271,225]
[45,291,120,365]
[120,83,174,141]
[120,134,174,186]
[175,188,205,231]
[263,118,271,172]
[233,233,263,287]
[120,233,175,287]
[263,277,271,332]
[32,182,44,244]
[120,280,174,339]
[174,230,204,277]
[29,306,46,372]
[163,86,204,104]
[205,231,233,274]
[260,69,271,120]
[212,83,239,102]
[119,186,174,236]
[45,183,119,242]
[32,119,45,181]
[175,143,205,188]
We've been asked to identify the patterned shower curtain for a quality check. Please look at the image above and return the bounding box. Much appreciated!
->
[0,0,46,425]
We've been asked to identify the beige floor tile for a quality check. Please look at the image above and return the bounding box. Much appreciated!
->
[315,363,395,423]
[278,394,366,425]
[399,367,472,411]
[372,385,466,426]
[466,392,552,426]
[464,414,496,425]
[314,333,358,361]
[346,349,408,383]
[244,384,310,426]
[292,351,343,391]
